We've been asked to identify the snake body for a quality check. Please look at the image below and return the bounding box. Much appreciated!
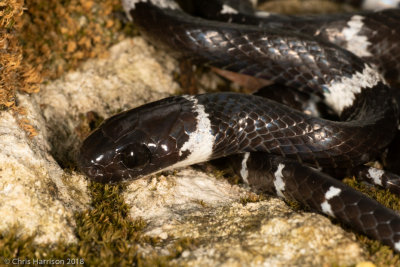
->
[79,0,400,253]
[192,0,400,86]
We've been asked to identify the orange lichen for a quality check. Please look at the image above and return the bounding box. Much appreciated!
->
[0,0,41,141]
[17,117,38,138]
[20,0,126,80]
[1,0,128,137]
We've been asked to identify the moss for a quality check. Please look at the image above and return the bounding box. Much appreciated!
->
[0,181,201,266]
[341,177,400,265]
[343,177,400,212]
[240,192,267,205]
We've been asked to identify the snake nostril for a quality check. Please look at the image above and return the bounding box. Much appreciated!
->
[86,165,105,178]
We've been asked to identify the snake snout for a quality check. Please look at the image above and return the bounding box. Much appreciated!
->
[81,164,106,181]
[77,147,108,182]
[78,127,118,182]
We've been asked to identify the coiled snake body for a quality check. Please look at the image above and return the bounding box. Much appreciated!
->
[79,0,400,253]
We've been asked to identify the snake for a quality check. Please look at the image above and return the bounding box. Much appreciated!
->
[78,0,400,253]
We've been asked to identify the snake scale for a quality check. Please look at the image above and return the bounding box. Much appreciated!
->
[78,0,400,253]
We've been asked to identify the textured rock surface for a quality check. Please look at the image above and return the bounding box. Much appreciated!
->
[0,37,179,244]
[0,95,88,244]
[125,168,366,266]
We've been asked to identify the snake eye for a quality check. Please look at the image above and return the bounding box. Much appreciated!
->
[119,143,151,169]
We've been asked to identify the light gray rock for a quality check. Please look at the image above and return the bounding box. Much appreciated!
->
[0,95,88,244]
[125,168,365,266]
[0,37,179,244]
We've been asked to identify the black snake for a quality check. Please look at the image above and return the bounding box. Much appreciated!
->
[78,0,400,253]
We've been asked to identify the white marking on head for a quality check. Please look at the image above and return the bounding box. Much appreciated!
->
[240,153,250,184]
[367,167,384,186]
[362,0,400,10]
[122,0,180,20]
[395,240,400,252]
[321,186,342,217]
[274,164,286,198]
[221,4,239,14]
[169,95,215,169]
[323,64,381,115]
[341,15,372,57]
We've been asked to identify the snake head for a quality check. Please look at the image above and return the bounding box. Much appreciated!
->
[78,96,198,183]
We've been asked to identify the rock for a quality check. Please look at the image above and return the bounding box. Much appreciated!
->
[0,95,88,244]
[125,168,365,266]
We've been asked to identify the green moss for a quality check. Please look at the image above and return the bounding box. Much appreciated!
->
[341,177,400,265]
[0,181,199,266]
[283,198,305,212]
[343,177,400,211]
[239,193,266,205]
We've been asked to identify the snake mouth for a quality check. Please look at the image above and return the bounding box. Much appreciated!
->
[76,149,107,181]
[78,160,125,183]
[79,163,142,183]
[77,150,139,183]
[82,164,106,180]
